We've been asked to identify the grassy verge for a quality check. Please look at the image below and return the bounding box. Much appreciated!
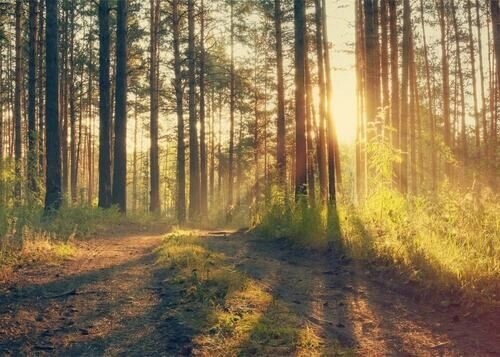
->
[154,230,350,356]
[0,206,170,271]
[256,188,500,305]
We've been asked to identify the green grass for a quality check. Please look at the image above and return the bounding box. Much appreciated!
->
[256,187,500,304]
[154,229,345,355]
[0,205,170,269]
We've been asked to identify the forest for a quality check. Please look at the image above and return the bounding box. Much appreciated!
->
[0,0,499,355]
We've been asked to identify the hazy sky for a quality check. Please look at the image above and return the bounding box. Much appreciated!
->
[327,1,357,143]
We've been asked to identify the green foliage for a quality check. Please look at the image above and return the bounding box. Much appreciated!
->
[255,189,335,250]
[256,180,499,303]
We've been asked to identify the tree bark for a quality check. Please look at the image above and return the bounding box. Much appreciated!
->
[274,0,286,188]
[28,0,39,196]
[44,0,62,212]
[98,0,112,208]
[294,0,307,199]
[173,0,186,223]
[149,0,160,213]
[14,0,23,200]
[112,0,128,212]
[188,0,200,220]
[200,0,208,219]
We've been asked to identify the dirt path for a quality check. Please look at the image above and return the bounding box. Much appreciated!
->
[0,230,498,356]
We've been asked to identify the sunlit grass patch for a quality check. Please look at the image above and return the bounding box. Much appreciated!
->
[154,229,341,356]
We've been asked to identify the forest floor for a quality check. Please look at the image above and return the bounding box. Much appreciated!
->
[0,228,498,356]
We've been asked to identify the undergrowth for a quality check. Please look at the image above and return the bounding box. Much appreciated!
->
[0,205,170,269]
[255,187,500,304]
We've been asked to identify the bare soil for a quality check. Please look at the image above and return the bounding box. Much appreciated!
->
[0,229,498,356]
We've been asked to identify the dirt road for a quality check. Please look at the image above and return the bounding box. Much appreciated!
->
[0,230,498,356]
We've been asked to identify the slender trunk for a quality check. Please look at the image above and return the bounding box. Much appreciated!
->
[314,0,328,201]
[69,4,77,203]
[188,0,200,220]
[389,0,400,188]
[438,0,452,179]
[294,0,307,199]
[451,0,467,172]
[467,0,481,153]
[98,0,112,208]
[200,0,208,219]
[275,0,286,187]
[305,53,316,204]
[420,0,436,190]
[112,0,128,212]
[173,0,186,223]
[45,0,62,212]
[228,0,235,211]
[38,0,45,179]
[323,0,339,202]
[28,0,39,196]
[400,0,411,194]
[149,0,160,213]
[476,0,488,157]
[14,0,23,200]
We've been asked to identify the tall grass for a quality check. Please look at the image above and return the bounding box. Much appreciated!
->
[255,186,500,303]
[0,205,170,268]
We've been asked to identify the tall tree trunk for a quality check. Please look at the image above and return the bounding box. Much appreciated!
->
[322,0,339,202]
[209,88,215,209]
[14,0,23,200]
[389,0,400,188]
[173,0,186,223]
[420,0,436,190]
[200,0,208,219]
[380,0,389,124]
[188,0,200,220]
[294,0,307,199]
[112,0,128,212]
[438,0,452,179]
[44,0,62,212]
[228,0,235,212]
[98,0,112,208]
[28,0,39,197]
[314,0,327,202]
[149,0,160,213]
[355,0,364,200]
[400,0,411,194]
[467,0,481,153]
[69,3,77,203]
[476,0,488,157]
[451,0,467,172]
[305,53,316,204]
[491,0,499,188]
[274,0,286,188]
[37,0,45,179]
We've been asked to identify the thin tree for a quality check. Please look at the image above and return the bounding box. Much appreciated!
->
[150,0,160,213]
[313,0,327,201]
[438,0,452,179]
[322,0,340,202]
[14,0,22,199]
[274,0,286,188]
[188,0,200,220]
[98,0,112,208]
[44,0,62,212]
[200,0,208,219]
[112,0,128,212]
[294,0,307,199]
[228,0,235,211]
[28,0,39,196]
[388,0,400,187]
[173,0,186,223]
